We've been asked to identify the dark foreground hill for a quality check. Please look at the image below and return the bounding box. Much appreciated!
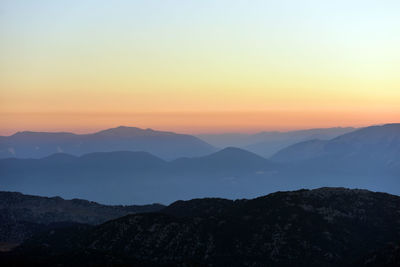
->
[0,191,164,246]
[2,188,400,266]
[0,126,216,160]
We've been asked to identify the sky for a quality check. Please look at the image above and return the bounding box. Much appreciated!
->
[1,0,399,135]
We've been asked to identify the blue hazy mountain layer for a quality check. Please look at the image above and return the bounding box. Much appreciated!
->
[0,126,216,160]
[0,124,399,204]
[197,127,355,158]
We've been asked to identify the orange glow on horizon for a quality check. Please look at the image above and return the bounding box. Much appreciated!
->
[1,108,399,136]
[1,1,399,135]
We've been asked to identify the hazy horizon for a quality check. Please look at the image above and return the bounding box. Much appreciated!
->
[0,122,378,136]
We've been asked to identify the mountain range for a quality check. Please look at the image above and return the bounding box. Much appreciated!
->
[0,123,399,204]
[197,127,355,158]
[0,147,275,204]
[2,188,399,266]
[0,126,356,161]
[271,124,400,174]
[0,126,216,160]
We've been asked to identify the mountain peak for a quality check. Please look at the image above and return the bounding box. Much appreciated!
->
[332,123,400,143]
[212,147,266,159]
[219,146,249,153]
[93,126,183,138]
[95,126,146,136]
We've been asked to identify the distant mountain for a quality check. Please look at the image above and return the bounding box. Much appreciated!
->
[0,149,276,204]
[171,147,272,173]
[270,139,329,162]
[0,191,164,246]
[196,133,260,147]
[197,127,355,158]
[0,126,216,160]
[0,150,168,181]
[4,188,400,266]
[271,124,400,173]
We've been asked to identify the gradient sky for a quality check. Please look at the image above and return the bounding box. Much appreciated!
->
[1,0,399,135]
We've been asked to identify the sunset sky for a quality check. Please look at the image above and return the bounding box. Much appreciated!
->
[1,0,399,135]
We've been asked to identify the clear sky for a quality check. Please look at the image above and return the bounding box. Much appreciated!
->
[1,0,399,134]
